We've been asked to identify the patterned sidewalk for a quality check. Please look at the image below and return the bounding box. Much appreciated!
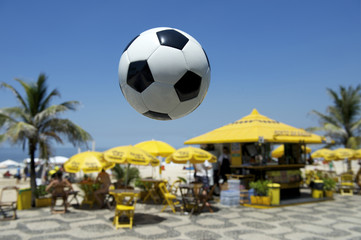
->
[1,194,361,240]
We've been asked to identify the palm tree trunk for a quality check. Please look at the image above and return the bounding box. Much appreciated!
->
[29,143,37,207]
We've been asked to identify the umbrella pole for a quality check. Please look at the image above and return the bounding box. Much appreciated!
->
[158,156,161,179]
[124,164,130,187]
[189,162,191,183]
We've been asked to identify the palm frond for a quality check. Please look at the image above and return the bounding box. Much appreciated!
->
[60,101,80,111]
[38,139,53,160]
[41,88,60,111]
[1,82,28,110]
[0,107,30,123]
[310,85,361,148]
[34,105,68,124]
[7,122,36,144]
[0,134,7,144]
[41,118,92,147]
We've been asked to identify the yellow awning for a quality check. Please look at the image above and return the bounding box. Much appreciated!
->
[185,109,325,144]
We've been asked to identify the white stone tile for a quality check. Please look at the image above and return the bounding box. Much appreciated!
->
[242,211,274,219]
[134,225,167,235]
[295,223,333,234]
[237,233,280,240]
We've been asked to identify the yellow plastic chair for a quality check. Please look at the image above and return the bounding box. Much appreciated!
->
[340,173,354,196]
[158,182,179,213]
[112,192,138,229]
[168,180,181,196]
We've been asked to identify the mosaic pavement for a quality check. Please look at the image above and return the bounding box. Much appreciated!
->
[1,194,361,240]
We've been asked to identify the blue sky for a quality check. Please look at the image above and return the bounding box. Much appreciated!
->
[0,0,360,151]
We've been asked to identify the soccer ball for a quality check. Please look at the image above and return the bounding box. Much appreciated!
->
[118,27,210,120]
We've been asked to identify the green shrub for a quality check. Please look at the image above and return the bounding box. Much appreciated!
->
[35,185,48,198]
[323,177,336,191]
[112,164,141,186]
[249,180,271,196]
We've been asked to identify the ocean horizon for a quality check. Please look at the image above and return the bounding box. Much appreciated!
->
[0,147,109,163]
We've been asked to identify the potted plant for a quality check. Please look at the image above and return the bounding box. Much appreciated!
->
[112,164,141,188]
[249,180,271,205]
[35,185,52,207]
[323,177,336,198]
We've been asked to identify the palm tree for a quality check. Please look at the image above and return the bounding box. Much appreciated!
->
[309,85,361,149]
[112,164,141,187]
[0,74,92,206]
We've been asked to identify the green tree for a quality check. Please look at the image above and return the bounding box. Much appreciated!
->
[0,74,92,206]
[309,85,361,149]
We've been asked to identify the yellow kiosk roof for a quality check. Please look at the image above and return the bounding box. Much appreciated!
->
[185,109,325,144]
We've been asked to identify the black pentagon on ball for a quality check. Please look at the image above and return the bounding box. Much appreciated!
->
[143,111,172,120]
[127,60,154,93]
[174,71,202,102]
[156,30,189,50]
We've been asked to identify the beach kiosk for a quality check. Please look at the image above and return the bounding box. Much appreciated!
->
[184,109,325,200]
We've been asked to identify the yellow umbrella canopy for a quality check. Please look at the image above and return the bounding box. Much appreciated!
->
[135,140,176,157]
[311,148,336,161]
[272,145,311,158]
[104,145,160,167]
[165,146,217,164]
[332,148,356,160]
[64,151,115,173]
[354,149,361,159]
[184,109,325,144]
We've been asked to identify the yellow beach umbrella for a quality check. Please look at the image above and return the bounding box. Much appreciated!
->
[333,148,356,160]
[185,109,325,144]
[354,149,361,159]
[311,149,336,161]
[165,146,217,164]
[135,140,176,157]
[64,151,115,173]
[272,145,311,158]
[104,145,160,167]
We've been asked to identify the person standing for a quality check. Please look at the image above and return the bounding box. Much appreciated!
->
[16,166,21,184]
[23,165,29,181]
[218,146,231,183]
[194,160,212,190]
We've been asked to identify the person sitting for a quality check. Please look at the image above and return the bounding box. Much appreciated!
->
[3,170,12,178]
[80,174,93,184]
[94,169,111,208]
[46,171,73,213]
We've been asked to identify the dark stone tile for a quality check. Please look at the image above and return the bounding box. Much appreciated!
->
[0,235,21,240]
[241,221,275,230]
[185,230,222,240]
